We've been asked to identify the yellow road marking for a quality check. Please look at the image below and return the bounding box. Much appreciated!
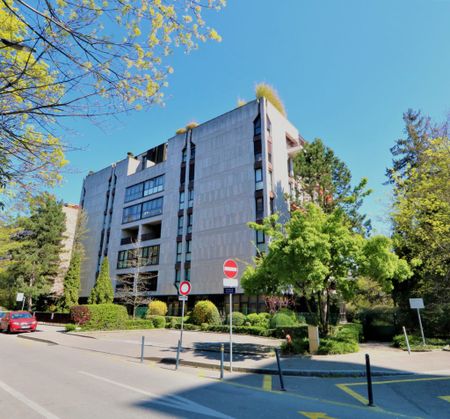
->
[340,376,450,387]
[262,375,272,391]
[336,383,368,405]
[299,412,336,419]
[438,395,450,403]
[198,370,206,378]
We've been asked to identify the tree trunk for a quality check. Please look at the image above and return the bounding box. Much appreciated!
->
[318,289,330,335]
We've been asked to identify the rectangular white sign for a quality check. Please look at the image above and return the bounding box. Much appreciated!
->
[178,295,188,301]
[16,292,24,302]
[409,298,424,309]
[223,277,238,288]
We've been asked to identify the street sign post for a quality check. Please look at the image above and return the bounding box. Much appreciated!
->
[179,281,191,349]
[223,259,238,372]
[409,298,426,345]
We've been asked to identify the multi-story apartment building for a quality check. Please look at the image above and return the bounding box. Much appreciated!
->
[79,98,304,314]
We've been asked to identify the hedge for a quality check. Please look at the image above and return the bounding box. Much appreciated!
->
[205,325,274,337]
[147,300,168,317]
[392,334,450,351]
[191,300,221,325]
[147,315,166,328]
[81,304,128,330]
[125,319,154,330]
[226,312,246,326]
[270,312,297,328]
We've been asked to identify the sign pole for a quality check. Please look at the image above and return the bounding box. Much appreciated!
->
[416,308,426,346]
[180,298,185,349]
[229,292,233,372]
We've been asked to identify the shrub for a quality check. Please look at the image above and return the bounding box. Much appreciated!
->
[83,304,128,330]
[147,300,168,317]
[174,323,200,331]
[270,325,308,339]
[247,313,270,328]
[125,319,154,330]
[255,83,286,116]
[65,324,77,332]
[206,325,273,337]
[191,300,221,326]
[333,323,363,342]
[226,312,246,326]
[176,127,187,135]
[392,334,450,351]
[70,305,91,326]
[270,313,297,328]
[318,338,359,355]
[147,315,166,328]
[281,337,309,355]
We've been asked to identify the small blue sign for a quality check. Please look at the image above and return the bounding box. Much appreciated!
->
[224,287,236,294]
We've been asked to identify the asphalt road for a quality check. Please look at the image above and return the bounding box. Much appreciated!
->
[0,331,448,419]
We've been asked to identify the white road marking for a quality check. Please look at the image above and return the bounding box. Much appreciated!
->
[79,370,233,419]
[0,379,60,419]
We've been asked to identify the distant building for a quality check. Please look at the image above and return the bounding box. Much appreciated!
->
[51,204,80,296]
[79,99,304,313]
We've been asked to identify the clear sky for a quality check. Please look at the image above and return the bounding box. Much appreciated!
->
[55,0,450,234]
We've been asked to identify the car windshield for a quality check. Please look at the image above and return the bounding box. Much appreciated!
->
[11,313,32,319]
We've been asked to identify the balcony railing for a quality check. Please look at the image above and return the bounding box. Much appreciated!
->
[120,237,134,245]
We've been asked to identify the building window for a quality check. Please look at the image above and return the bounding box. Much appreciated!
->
[287,158,294,177]
[182,148,187,163]
[190,143,196,160]
[187,213,193,234]
[141,271,158,291]
[269,171,273,192]
[185,268,190,282]
[177,216,184,236]
[141,245,160,266]
[189,162,195,181]
[176,242,182,263]
[124,182,143,203]
[142,197,163,219]
[256,230,265,255]
[270,197,274,214]
[144,175,164,196]
[266,116,272,135]
[256,197,264,219]
[185,240,191,262]
[179,191,185,210]
[117,248,136,269]
[267,141,272,164]
[255,168,263,190]
[254,139,262,161]
[175,269,181,284]
[188,189,194,208]
[254,115,261,136]
[122,204,141,223]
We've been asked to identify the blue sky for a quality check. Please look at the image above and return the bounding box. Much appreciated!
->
[55,0,450,234]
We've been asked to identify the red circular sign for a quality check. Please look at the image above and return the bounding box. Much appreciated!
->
[179,281,191,296]
[223,259,238,279]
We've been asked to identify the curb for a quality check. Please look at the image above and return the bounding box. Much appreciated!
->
[18,334,58,345]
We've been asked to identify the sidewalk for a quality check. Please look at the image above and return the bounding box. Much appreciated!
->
[20,325,450,377]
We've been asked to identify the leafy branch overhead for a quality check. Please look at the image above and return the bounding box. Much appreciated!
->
[0,0,225,203]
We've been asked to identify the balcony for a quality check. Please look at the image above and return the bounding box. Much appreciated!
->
[120,237,134,245]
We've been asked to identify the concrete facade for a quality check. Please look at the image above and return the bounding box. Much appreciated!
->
[79,99,304,312]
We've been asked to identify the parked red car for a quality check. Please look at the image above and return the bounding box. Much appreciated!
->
[0,311,37,333]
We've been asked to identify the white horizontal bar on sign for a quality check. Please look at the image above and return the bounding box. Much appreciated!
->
[224,267,238,272]
[223,278,238,288]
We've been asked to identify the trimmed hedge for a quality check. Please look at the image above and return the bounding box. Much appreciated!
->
[206,325,274,337]
[226,312,246,326]
[147,315,166,328]
[270,313,297,328]
[82,304,128,330]
[125,319,154,330]
[246,313,270,328]
[147,300,168,316]
[174,323,200,331]
[191,300,221,326]
[318,338,359,355]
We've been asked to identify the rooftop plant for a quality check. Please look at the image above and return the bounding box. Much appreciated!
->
[255,83,286,116]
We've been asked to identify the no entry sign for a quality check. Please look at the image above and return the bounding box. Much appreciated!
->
[179,281,191,296]
[223,259,238,279]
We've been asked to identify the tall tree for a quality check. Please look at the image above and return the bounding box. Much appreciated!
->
[0,0,224,204]
[241,205,411,333]
[292,138,372,235]
[7,193,66,310]
[88,257,113,304]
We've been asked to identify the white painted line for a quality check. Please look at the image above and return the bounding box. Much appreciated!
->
[79,370,233,419]
[0,379,60,419]
[224,267,238,272]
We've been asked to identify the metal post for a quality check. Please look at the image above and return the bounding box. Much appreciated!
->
[274,348,286,391]
[175,339,181,370]
[180,298,185,349]
[402,326,411,355]
[220,344,224,379]
[416,309,426,346]
[140,336,145,363]
[229,293,233,372]
[365,354,374,406]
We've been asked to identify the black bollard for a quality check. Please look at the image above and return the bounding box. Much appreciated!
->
[274,348,286,391]
[365,354,374,406]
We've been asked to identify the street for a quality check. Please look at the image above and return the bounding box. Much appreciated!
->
[1,331,449,418]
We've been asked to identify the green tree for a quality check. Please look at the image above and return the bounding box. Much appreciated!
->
[7,193,66,310]
[88,257,114,304]
[292,138,372,234]
[0,1,224,205]
[241,204,411,333]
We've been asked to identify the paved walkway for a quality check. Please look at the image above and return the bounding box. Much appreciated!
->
[21,325,450,377]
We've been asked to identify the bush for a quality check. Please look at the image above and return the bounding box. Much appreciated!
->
[83,304,128,330]
[125,319,154,330]
[226,312,246,326]
[147,300,168,316]
[318,338,359,355]
[281,337,309,355]
[270,312,297,328]
[174,323,200,331]
[255,83,286,116]
[270,325,308,339]
[191,300,221,326]
[147,315,166,328]
[392,334,450,351]
[70,305,91,326]
[206,324,273,337]
[333,323,363,342]
[65,324,77,332]
[247,313,270,328]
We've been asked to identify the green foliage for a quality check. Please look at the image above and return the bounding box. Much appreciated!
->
[83,304,128,330]
[392,334,450,351]
[70,305,91,325]
[332,323,363,342]
[205,324,273,337]
[270,313,297,328]
[175,127,187,135]
[318,338,359,355]
[186,121,199,130]
[281,337,309,355]
[246,313,270,328]
[191,300,222,325]
[125,319,154,330]
[255,83,286,116]
[271,325,309,339]
[293,139,372,235]
[65,324,77,332]
[147,300,168,316]
[61,252,81,310]
[226,312,246,326]
[242,204,411,334]
[147,315,166,328]
[174,323,200,331]
[88,257,114,304]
